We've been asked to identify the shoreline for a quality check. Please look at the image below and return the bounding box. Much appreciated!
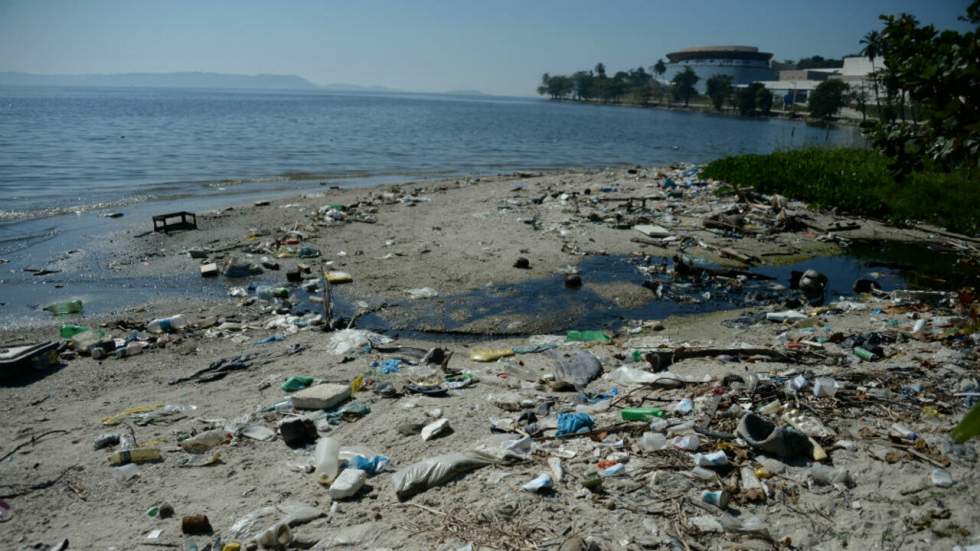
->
[541,96,865,126]
[2,165,979,550]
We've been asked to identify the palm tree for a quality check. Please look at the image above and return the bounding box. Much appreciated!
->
[651,59,668,105]
[859,31,882,112]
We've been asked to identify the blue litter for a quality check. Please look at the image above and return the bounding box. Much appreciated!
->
[256,335,286,345]
[377,358,402,375]
[351,454,390,475]
[580,387,618,405]
[556,412,594,437]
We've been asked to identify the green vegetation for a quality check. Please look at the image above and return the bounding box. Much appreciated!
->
[867,0,979,175]
[809,80,850,120]
[793,55,844,69]
[705,75,733,111]
[702,148,980,234]
[734,82,773,116]
[671,67,699,106]
[537,64,653,102]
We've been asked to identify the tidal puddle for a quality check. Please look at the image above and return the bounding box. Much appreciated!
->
[366,240,980,336]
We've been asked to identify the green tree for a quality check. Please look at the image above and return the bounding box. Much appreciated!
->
[571,71,595,100]
[705,74,733,110]
[671,66,699,106]
[756,85,773,114]
[796,55,844,69]
[735,83,767,115]
[859,30,883,108]
[868,0,979,174]
[652,59,666,78]
[809,80,850,120]
[852,87,869,121]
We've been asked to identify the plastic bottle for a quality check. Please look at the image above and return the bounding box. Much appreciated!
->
[622,408,666,421]
[60,324,91,339]
[179,429,229,454]
[115,341,144,359]
[638,432,667,451]
[314,437,340,483]
[147,315,187,334]
[108,448,162,465]
[44,300,83,315]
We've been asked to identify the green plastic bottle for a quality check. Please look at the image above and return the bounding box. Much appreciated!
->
[621,407,666,421]
[566,330,609,342]
[60,324,91,339]
[44,300,83,315]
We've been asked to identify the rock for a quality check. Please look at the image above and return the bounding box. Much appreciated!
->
[853,279,881,293]
[513,257,531,269]
[291,383,351,410]
[397,421,423,436]
[634,224,672,238]
[328,468,367,499]
[261,258,280,270]
[180,514,212,535]
[564,274,582,288]
[278,418,318,448]
[286,268,302,282]
[158,502,174,519]
[421,418,450,441]
[931,468,954,487]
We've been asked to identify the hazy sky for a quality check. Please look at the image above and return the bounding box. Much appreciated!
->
[0,0,972,96]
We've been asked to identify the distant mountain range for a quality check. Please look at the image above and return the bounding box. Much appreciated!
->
[0,71,490,96]
[0,71,319,90]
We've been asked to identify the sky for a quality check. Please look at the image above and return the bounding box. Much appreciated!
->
[0,0,973,96]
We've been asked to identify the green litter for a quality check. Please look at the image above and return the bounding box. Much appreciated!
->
[952,403,980,444]
[621,407,666,421]
[282,376,315,392]
[566,330,609,342]
[60,324,91,339]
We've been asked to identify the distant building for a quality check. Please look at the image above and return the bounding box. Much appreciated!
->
[660,46,776,93]
[778,69,831,82]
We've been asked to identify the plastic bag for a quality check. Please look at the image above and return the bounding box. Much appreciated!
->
[391,452,495,500]
[547,348,601,387]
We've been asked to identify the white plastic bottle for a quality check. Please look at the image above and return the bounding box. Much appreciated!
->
[147,315,187,334]
[314,437,340,483]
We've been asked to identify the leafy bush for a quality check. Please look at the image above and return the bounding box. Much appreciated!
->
[702,147,980,234]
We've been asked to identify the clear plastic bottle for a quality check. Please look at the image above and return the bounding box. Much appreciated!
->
[147,315,187,333]
[314,437,340,483]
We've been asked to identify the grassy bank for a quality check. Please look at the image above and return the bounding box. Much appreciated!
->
[702,148,980,235]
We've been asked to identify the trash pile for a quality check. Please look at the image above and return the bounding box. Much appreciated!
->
[6,167,980,550]
[42,281,971,549]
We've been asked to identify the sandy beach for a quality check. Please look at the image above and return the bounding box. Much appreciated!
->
[2,166,979,551]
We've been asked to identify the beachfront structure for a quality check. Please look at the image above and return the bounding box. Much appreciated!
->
[757,55,887,106]
[659,46,776,93]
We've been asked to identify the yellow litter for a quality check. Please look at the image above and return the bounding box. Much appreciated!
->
[324,271,353,284]
[469,348,514,362]
[101,403,163,426]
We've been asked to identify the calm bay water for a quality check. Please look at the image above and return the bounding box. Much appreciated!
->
[0,86,863,220]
